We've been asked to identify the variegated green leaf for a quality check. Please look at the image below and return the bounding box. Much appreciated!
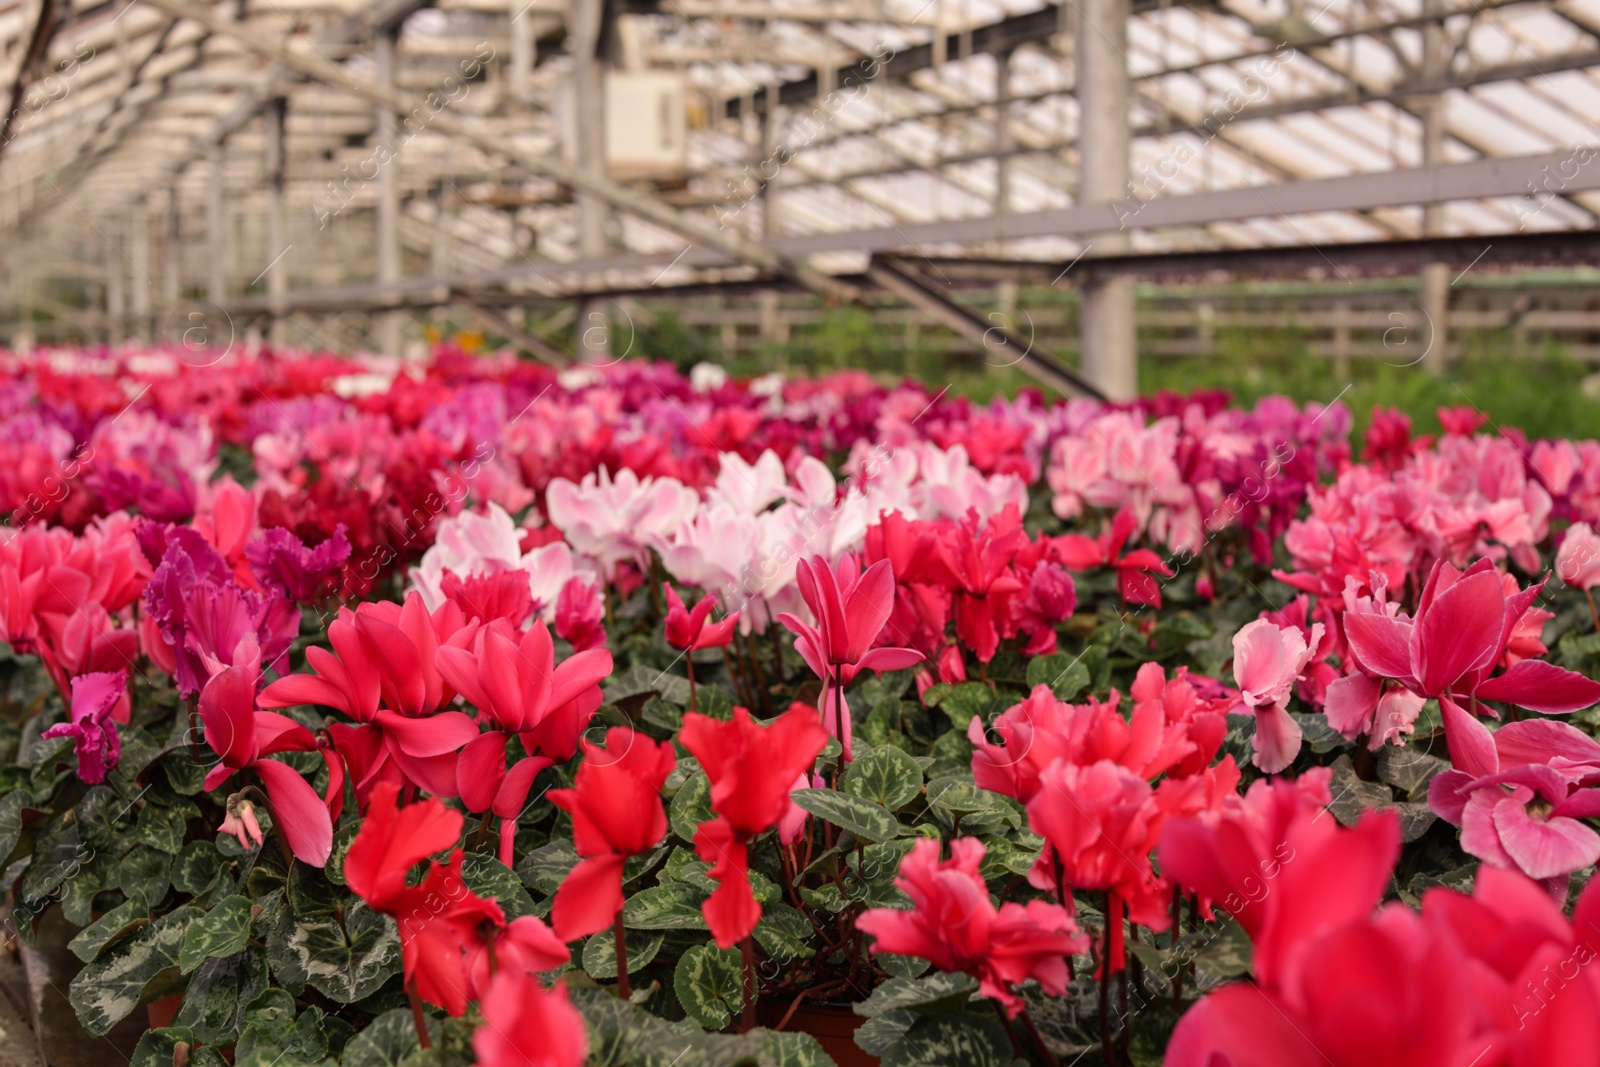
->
[672,942,743,1031]
[179,894,253,973]
[67,904,200,1037]
[790,788,899,843]
[173,948,269,1044]
[582,928,664,979]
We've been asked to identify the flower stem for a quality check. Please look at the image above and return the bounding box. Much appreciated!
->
[743,629,769,715]
[740,936,757,1032]
[1587,589,1600,632]
[408,983,432,1049]
[686,656,698,714]
[469,809,493,851]
[1019,1007,1060,1067]
[614,911,631,1000]
[988,1000,1027,1060]
[188,696,202,763]
[242,783,296,871]
[1099,896,1115,1067]
[1171,884,1184,1012]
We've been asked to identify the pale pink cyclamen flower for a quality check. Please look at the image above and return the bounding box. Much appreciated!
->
[411,503,585,623]
[911,442,1029,522]
[1531,438,1580,496]
[705,449,788,516]
[1558,523,1600,591]
[1231,618,1324,774]
[546,467,699,579]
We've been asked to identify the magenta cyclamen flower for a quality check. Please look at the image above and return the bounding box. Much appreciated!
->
[144,534,298,696]
[42,672,127,783]
[245,524,351,602]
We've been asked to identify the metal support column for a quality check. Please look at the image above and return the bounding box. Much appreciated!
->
[995,46,1014,220]
[106,220,125,341]
[1076,0,1137,400]
[1419,2,1449,373]
[265,96,290,347]
[762,83,781,238]
[375,31,403,356]
[207,146,227,306]
[510,0,536,103]
[130,203,151,341]
[162,186,180,311]
[572,0,609,363]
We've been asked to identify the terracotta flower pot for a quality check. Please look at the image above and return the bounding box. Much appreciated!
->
[759,997,879,1067]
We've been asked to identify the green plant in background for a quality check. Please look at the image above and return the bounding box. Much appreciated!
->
[442,286,1600,442]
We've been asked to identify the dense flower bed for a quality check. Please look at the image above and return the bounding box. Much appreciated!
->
[6,345,1600,1067]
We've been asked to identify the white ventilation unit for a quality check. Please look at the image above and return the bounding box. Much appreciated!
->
[603,72,688,181]
[555,71,688,182]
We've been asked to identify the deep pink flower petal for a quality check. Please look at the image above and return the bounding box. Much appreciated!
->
[1342,613,1416,683]
[1439,696,1499,778]
[1412,569,1505,695]
[1474,659,1600,713]
[1165,984,1327,1067]
[457,731,510,814]
[254,758,334,866]
[375,709,481,757]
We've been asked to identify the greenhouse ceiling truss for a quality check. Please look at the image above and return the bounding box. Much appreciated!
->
[0,0,1595,395]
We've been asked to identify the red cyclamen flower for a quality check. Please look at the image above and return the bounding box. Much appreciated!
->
[547,726,676,940]
[260,591,482,802]
[679,705,828,947]
[436,617,613,863]
[473,970,587,1067]
[1053,507,1175,608]
[345,781,569,1015]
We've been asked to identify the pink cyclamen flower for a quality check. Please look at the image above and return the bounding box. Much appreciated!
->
[200,636,334,866]
[1429,717,1600,897]
[857,837,1089,1017]
[663,583,740,651]
[1343,559,1600,758]
[1558,523,1600,591]
[219,797,265,851]
[778,554,923,759]
[1231,618,1324,774]
[41,671,127,783]
[553,576,606,651]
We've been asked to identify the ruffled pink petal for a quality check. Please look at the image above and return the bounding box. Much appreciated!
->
[1492,801,1600,880]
